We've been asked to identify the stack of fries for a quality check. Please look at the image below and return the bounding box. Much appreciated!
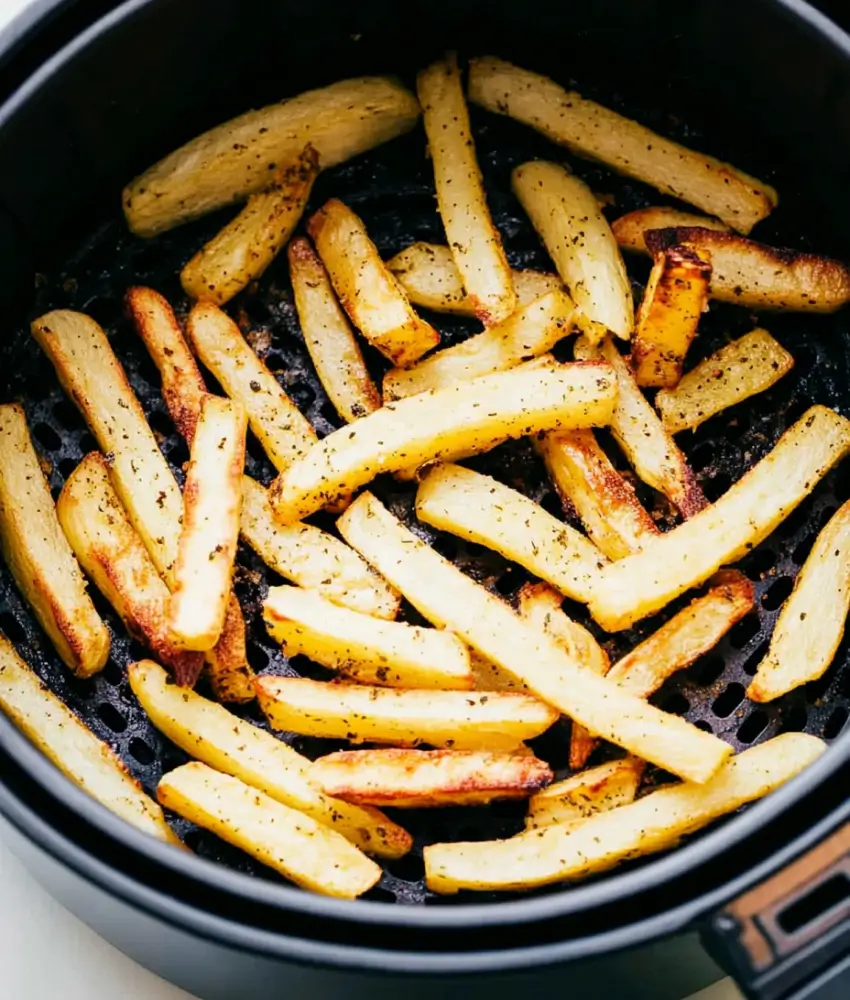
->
[3,53,849,900]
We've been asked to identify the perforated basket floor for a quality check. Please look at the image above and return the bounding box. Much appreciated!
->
[2,63,850,906]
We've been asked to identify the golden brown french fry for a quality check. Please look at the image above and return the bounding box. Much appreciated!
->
[129,660,411,857]
[525,758,645,830]
[468,648,529,693]
[308,199,440,365]
[386,241,562,316]
[749,502,850,702]
[123,76,420,236]
[180,147,319,305]
[288,237,381,423]
[632,245,711,388]
[311,748,552,808]
[471,57,777,233]
[158,763,380,898]
[416,464,606,604]
[576,336,706,518]
[337,493,732,783]
[168,396,246,652]
[425,733,824,892]
[255,676,558,751]
[270,359,618,522]
[186,301,316,473]
[0,635,180,846]
[644,227,850,312]
[263,585,472,689]
[512,161,633,342]
[57,453,204,687]
[587,406,850,631]
[612,207,730,253]
[418,53,516,325]
[0,405,109,677]
[655,329,794,435]
[382,288,576,399]
[535,429,659,560]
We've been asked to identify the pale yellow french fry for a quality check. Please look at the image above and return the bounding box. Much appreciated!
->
[425,734,825,892]
[0,405,109,677]
[612,207,730,253]
[588,407,850,631]
[525,758,645,830]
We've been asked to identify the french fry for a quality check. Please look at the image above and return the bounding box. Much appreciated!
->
[512,161,633,342]
[168,396,246,651]
[308,199,440,365]
[525,758,645,830]
[588,407,850,631]
[123,76,420,236]
[158,763,381,898]
[255,676,558,751]
[288,237,381,423]
[418,53,516,325]
[632,245,712,388]
[535,429,659,560]
[470,57,777,233]
[270,359,618,522]
[416,464,606,604]
[425,733,825,892]
[644,227,850,312]
[749,502,850,702]
[129,660,411,857]
[263,584,472,689]
[655,329,795,435]
[576,336,706,518]
[186,301,317,473]
[386,241,562,316]
[337,493,733,783]
[240,476,399,619]
[57,453,204,687]
[0,635,180,846]
[612,207,730,253]
[382,288,576,400]
[0,405,109,677]
[180,146,320,305]
[468,648,529,693]
[311,748,552,808]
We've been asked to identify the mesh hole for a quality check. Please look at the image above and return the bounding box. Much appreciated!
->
[540,491,564,519]
[778,704,808,733]
[762,576,794,611]
[693,720,714,734]
[743,640,770,677]
[495,568,521,597]
[128,737,156,765]
[247,645,270,672]
[793,534,817,566]
[288,381,316,412]
[693,654,725,686]
[432,536,458,561]
[149,409,174,438]
[0,612,26,643]
[79,431,97,454]
[96,701,128,734]
[689,443,713,473]
[101,659,123,686]
[321,401,339,426]
[712,682,746,718]
[743,549,777,581]
[702,473,731,503]
[52,399,80,430]
[33,421,62,452]
[364,886,397,903]
[183,828,204,851]
[729,614,761,650]
[58,457,79,479]
[385,853,426,883]
[805,672,833,704]
[824,706,849,740]
[737,711,769,744]
[658,691,689,716]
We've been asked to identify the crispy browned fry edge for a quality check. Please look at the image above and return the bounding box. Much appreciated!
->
[612,208,730,252]
[525,757,645,829]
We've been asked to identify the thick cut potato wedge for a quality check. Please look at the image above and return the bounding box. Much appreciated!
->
[158,763,380,898]
[749,502,850,702]
[386,241,562,316]
[612,207,730,253]
[311,748,552,808]
[129,660,411,857]
[632,246,711,388]
[536,428,659,560]
[181,146,320,305]
[123,76,420,236]
[471,58,777,233]
[512,161,633,342]
[0,636,179,845]
[576,336,706,518]
[288,237,381,423]
[418,54,516,326]
[169,396,247,652]
[644,227,850,312]
[240,476,399,619]
[425,733,824,892]
[186,302,317,473]
[337,493,732,783]
[270,359,618,522]
[416,463,606,604]
[0,405,109,677]
[588,406,850,631]
[525,758,645,830]
[57,453,204,688]
[309,199,440,366]
[255,676,558,751]
[383,288,576,400]
[263,585,472,689]
[655,329,794,435]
